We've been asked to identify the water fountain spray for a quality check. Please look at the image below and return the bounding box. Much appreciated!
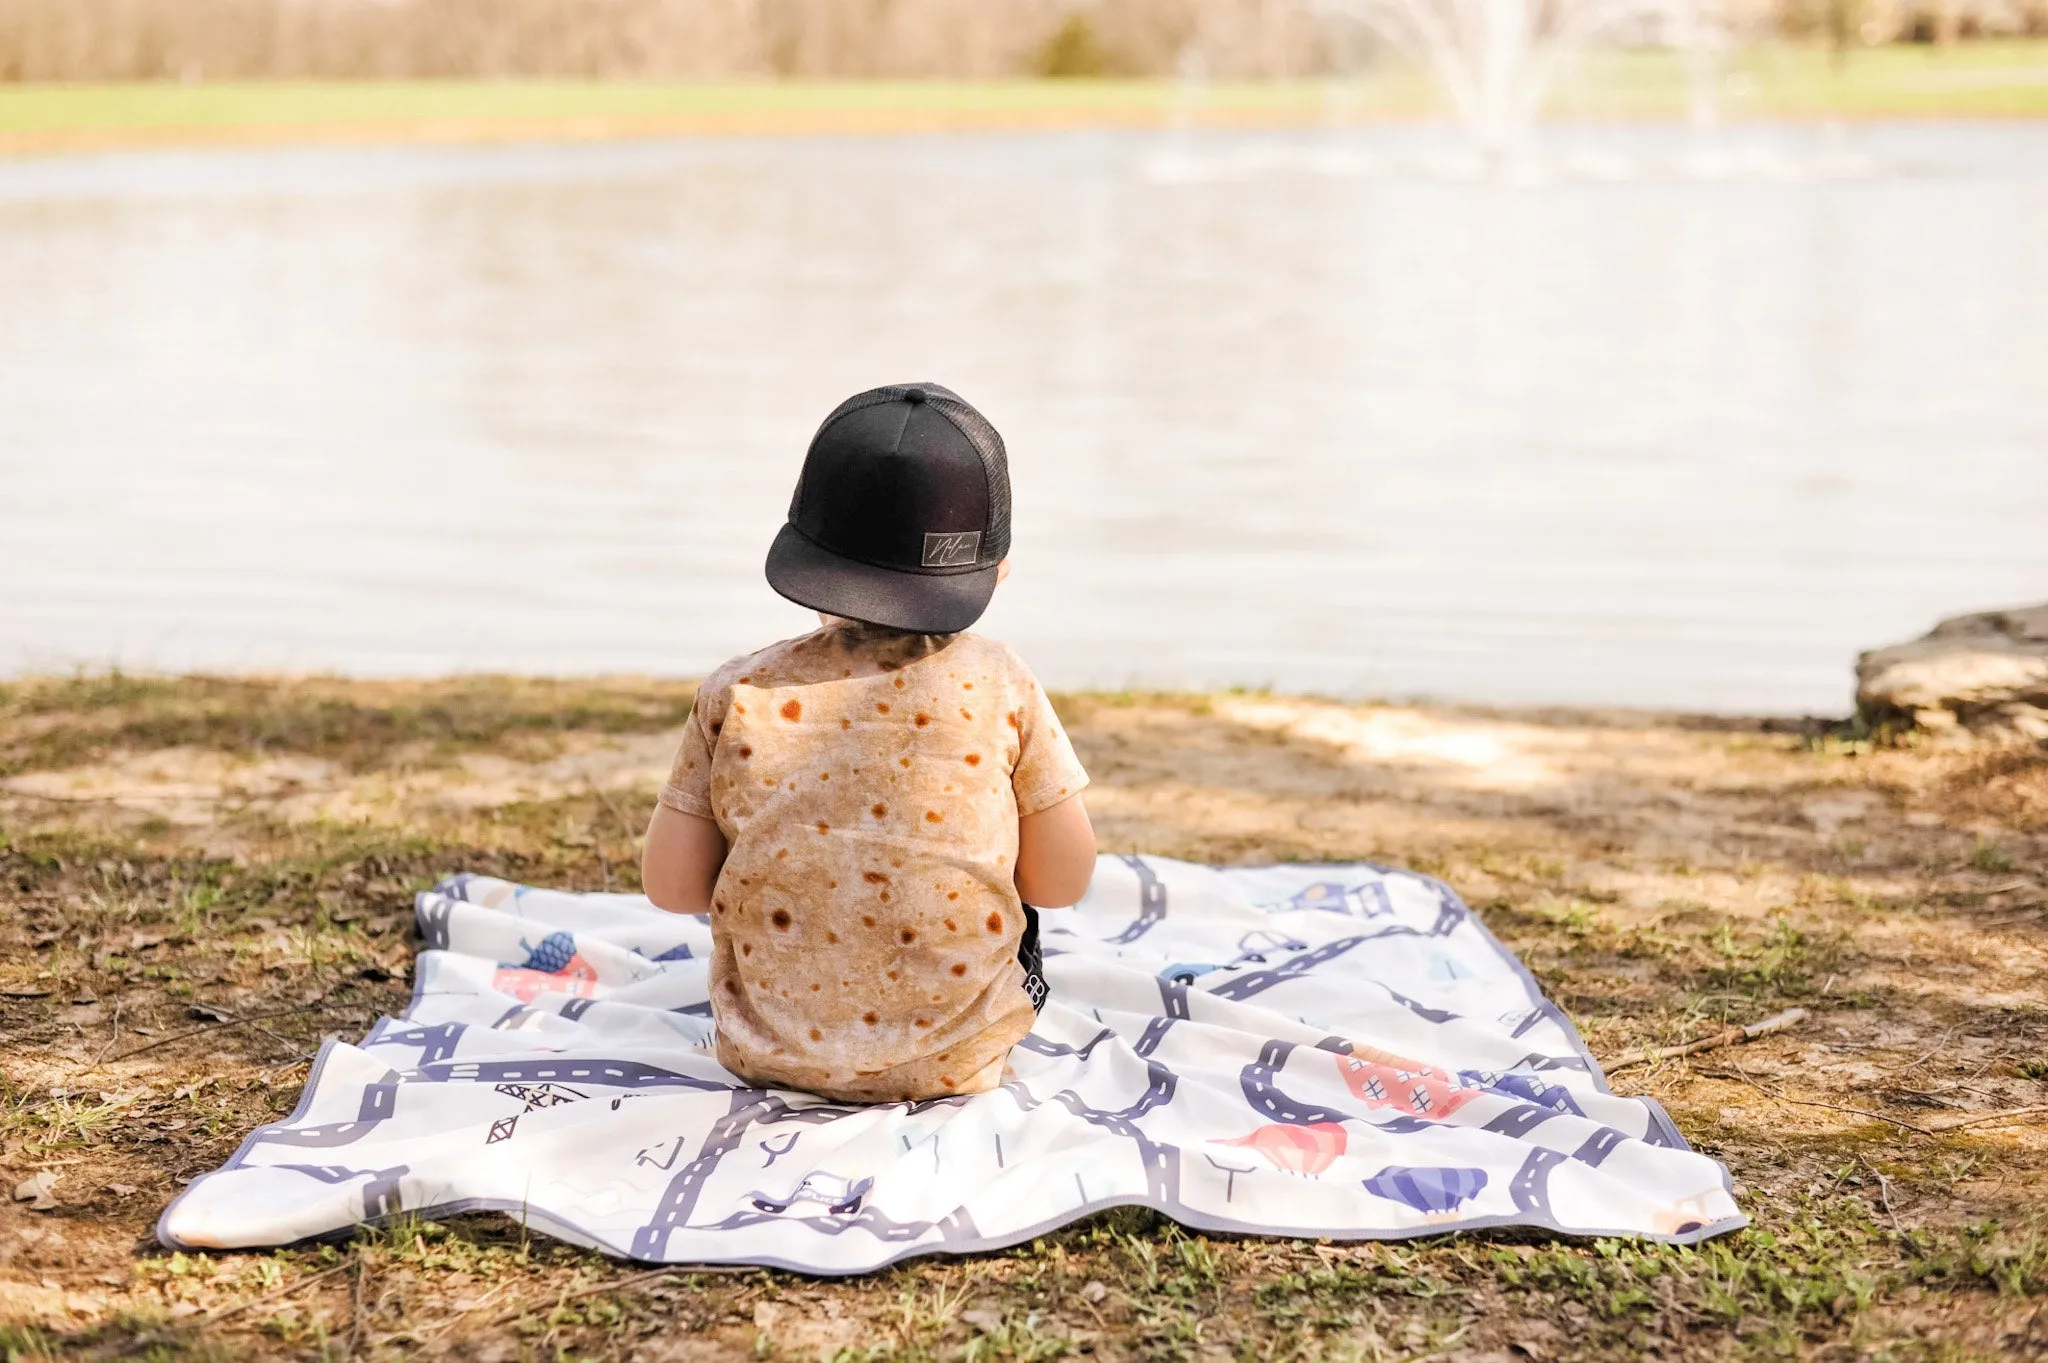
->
[1316,0,1722,156]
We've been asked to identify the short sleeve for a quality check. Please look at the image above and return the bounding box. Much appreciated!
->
[1009,666,1089,818]
[657,697,717,820]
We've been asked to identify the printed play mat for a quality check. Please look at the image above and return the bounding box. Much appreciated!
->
[159,856,1743,1272]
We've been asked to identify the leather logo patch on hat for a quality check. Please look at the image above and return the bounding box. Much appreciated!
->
[921,531,982,568]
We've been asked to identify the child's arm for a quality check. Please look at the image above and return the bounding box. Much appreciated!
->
[642,805,728,914]
[1015,792,1095,908]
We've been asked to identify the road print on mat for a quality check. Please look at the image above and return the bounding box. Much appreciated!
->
[159,856,1743,1271]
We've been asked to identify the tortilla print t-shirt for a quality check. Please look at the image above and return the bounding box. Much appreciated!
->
[659,622,1089,1103]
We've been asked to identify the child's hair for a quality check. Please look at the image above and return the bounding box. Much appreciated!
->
[764,383,1010,634]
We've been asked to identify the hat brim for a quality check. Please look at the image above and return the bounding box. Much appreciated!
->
[765,523,998,635]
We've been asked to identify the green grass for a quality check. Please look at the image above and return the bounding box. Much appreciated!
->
[1552,38,2048,118]
[0,41,2042,154]
[0,670,696,777]
[0,77,1367,142]
[3,674,2044,1358]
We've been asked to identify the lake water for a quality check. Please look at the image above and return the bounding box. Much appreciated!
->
[2,122,2044,715]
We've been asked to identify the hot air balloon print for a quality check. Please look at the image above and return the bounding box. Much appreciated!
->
[1216,1121,1348,1176]
[1362,1165,1488,1218]
[1333,1047,1483,1119]
[493,930,600,1002]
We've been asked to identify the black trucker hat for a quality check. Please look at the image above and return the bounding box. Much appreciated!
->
[765,382,1010,634]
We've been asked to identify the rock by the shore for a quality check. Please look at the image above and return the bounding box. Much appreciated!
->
[1856,603,2048,740]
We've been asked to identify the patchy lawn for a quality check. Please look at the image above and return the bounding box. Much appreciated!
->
[1,674,2043,1360]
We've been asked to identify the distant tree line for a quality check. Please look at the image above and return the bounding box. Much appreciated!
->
[0,0,1338,81]
[1821,0,2047,42]
[1,0,2040,83]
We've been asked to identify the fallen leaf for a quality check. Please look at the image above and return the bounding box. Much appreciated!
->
[961,1308,1002,1334]
[169,1302,201,1318]
[187,1004,235,1023]
[104,1183,140,1197]
[14,1172,59,1210]
[129,932,168,951]
[1,985,52,999]
[1079,1280,1109,1305]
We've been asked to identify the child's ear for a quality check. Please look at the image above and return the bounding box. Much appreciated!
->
[996,557,1012,585]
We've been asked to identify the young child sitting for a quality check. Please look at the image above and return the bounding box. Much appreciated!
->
[642,383,1096,1104]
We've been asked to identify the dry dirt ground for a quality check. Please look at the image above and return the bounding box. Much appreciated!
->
[1,674,2044,1361]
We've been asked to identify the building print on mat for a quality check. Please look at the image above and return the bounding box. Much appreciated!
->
[1259,880,1394,919]
[1335,1047,1486,1119]
[493,930,599,1002]
[156,856,1747,1271]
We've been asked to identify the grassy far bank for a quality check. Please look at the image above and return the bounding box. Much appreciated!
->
[0,673,2044,1359]
[0,40,2044,154]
